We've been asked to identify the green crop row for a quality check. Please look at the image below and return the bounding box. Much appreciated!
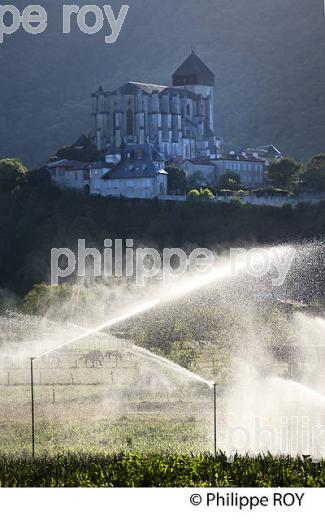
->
[0,452,325,487]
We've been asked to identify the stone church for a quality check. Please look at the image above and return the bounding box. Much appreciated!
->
[91,51,221,162]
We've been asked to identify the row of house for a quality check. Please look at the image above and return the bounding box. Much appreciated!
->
[48,142,283,199]
[48,51,284,200]
[182,145,282,188]
[48,143,168,199]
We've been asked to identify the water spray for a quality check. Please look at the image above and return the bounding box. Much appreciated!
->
[16,244,295,456]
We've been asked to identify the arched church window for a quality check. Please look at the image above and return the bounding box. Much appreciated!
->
[113,112,117,133]
[127,109,134,135]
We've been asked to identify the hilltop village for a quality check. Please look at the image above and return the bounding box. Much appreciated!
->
[47,53,282,199]
[47,51,325,207]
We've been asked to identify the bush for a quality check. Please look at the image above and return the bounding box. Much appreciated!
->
[252,187,290,198]
[0,453,324,487]
[218,172,241,190]
[187,188,214,201]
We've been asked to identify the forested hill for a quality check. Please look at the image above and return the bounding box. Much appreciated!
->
[0,0,325,167]
[1,173,325,296]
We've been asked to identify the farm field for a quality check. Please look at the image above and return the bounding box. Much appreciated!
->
[0,334,215,456]
[0,453,324,487]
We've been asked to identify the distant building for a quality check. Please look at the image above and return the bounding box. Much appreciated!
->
[97,143,168,199]
[47,159,91,191]
[242,145,283,167]
[182,152,266,188]
[91,51,222,162]
[48,143,168,200]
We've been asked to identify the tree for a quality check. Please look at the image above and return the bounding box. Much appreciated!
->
[187,188,214,200]
[301,154,325,192]
[186,170,206,190]
[267,157,300,189]
[168,341,200,370]
[0,289,18,311]
[27,167,51,187]
[219,171,241,190]
[187,189,200,200]
[0,158,27,191]
[165,163,186,194]
[200,188,214,200]
[20,283,97,322]
[49,135,101,163]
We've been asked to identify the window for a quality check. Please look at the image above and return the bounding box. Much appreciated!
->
[127,109,134,135]
[113,111,118,133]
[108,179,119,188]
[74,172,78,181]
[186,104,190,116]
[94,180,100,189]
[127,180,134,188]
[143,179,151,188]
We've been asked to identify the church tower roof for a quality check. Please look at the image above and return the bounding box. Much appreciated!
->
[172,51,215,87]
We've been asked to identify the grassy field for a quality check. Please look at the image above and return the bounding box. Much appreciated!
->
[1,336,324,487]
[0,415,211,455]
[0,452,324,487]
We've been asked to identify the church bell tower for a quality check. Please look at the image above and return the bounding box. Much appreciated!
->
[172,50,215,131]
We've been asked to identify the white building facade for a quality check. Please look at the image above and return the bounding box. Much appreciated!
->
[48,143,168,200]
[182,152,266,188]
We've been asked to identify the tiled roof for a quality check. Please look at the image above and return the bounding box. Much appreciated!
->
[244,145,283,158]
[102,144,167,180]
[108,82,167,96]
[47,159,88,170]
[173,51,215,80]
[218,154,265,163]
[183,159,215,166]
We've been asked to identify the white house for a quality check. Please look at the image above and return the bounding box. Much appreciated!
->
[47,159,90,191]
[48,143,168,200]
[182,152,266,188]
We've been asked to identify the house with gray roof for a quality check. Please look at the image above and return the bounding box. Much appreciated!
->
[242,145,283,167]
[100,143,168,199]
[182,152,266,188]
[48,143,168,200]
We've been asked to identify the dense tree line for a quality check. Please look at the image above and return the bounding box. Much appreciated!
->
[1,157,325,298]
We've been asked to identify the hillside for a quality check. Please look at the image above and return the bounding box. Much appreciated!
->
[0,0,325,167]
[1,173,325,295]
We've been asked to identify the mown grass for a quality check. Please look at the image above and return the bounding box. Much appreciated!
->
[0,453,325,487]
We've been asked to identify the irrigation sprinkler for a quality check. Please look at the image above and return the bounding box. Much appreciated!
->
[213,382,217,457]
[29,357,36,459]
